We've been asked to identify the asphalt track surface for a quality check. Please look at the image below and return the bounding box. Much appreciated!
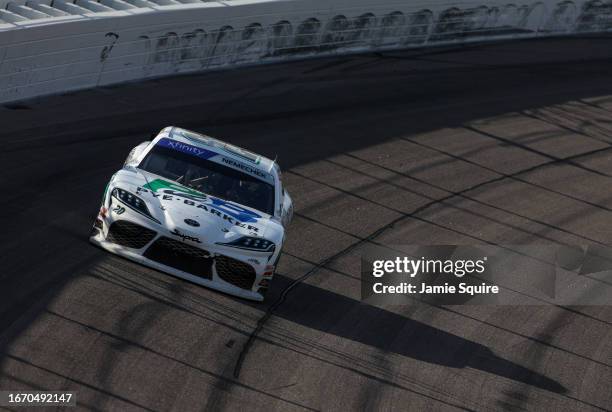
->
[1,36,612,411]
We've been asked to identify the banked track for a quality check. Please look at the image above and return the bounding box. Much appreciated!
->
[1,35,611,411]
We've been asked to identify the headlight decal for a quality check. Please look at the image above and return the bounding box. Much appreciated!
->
[111,188,161,224]
[217,236,276,252]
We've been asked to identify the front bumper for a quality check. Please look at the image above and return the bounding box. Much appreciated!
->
[90,215,271,302]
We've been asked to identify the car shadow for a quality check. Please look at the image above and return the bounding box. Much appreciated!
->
[245,273,567,395]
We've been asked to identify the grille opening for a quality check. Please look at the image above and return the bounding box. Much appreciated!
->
[215,255,256,290]
[144,237,212,279]
[107,220,156,249]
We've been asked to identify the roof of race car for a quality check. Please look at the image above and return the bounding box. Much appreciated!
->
[156,126,279,178]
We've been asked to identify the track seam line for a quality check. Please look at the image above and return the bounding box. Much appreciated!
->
[465,125,612,178]
[232,210,409,378]
[290,169,612,311]
[232,219,479,412]
[395,136,612,215]
[282,250,612,367]
[325,155,607,246]
[234,141,612,379]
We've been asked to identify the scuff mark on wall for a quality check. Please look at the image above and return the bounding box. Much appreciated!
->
[577,0,612,31]
[3,0,612,103]
[132,2,612,78]
[100,32,119,62]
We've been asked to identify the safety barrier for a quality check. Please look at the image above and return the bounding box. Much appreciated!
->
[0,0,611,103]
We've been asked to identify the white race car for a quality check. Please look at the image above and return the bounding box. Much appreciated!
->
[90,126,293,301]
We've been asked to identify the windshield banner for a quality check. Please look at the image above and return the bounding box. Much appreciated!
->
[157,138,274,185]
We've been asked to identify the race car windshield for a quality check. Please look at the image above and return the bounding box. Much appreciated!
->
[138,145,275,215]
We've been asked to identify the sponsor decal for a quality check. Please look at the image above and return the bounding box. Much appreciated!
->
[220,157,272,183]
[184,219,200,227]
[141,179,206,200]
[137,179,262,232]
[171,228,201,243]
[157,138,217,161]
[157,136,272,184]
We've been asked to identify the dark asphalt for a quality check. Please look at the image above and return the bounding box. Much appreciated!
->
[1,36,611,411]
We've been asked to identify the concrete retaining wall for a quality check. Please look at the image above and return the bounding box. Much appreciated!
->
[1,0,611,103]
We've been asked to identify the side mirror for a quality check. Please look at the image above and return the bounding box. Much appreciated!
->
[281,189,293,227]
[124,141,151,167]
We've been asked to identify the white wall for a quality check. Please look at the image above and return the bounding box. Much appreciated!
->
[0,0,610,103]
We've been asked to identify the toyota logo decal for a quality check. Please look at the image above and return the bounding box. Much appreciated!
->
[184,219,200,227]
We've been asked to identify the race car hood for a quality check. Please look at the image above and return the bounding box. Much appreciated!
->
[109,169,284,247]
